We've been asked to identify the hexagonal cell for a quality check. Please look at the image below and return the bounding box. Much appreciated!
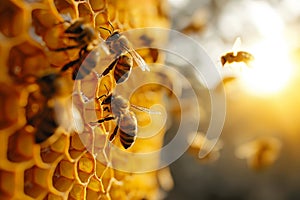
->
[95,163,113,193]
[50,134,68,153]
[31,8,61,38]
[52,160,74,192]
[0,0,25,37]
[87,176,104,193]
[69,184,85,200]
[7,126,34,162]
[69,135,85,160]
[78,3,94,22]
[8,41,49,81]
[70,134,85,151]
[40,146,61,163]
[89,0,106,12]
[53,0,77,20]
[24,166,48,198]
[0,170,15,198]
[43,193,64,200]
[0,83,20,130]
[86,188,101,200]
[77,153,94,183]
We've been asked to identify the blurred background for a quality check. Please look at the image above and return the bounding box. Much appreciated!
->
[163,0,300,199]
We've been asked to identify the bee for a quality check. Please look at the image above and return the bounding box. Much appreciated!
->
[91,83,158,149]
[54,19,100,80]
[25,72,77,143]
[235,136,282,171]
[187,132,223,163]
[221,37,254,67]
[91,93,138,149]
[100,54,133,84]
[99,23,150,76]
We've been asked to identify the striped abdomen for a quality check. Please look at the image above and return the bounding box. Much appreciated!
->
[119,112,137,149]
[114,54,133,84]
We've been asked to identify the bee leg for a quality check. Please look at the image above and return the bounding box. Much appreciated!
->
[60,58,81,72]
[100,58,119,78]
[52,45,83,52]
[109,125,119,141]
[89,116,115,127]
[97,116,115,123]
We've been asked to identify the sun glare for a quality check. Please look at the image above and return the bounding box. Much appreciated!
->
[240,39,293,95]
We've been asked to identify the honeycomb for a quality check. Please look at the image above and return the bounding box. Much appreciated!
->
[0,0,170,199]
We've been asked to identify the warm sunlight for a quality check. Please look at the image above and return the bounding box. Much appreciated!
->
[240,38,293,95]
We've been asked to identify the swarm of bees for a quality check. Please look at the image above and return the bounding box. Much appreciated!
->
[28,19,153,148]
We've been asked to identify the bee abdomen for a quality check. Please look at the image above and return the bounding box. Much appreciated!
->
[119,129,136,149]
[114,55,132,84]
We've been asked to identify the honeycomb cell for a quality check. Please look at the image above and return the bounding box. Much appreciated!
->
[70,133,85,151]
[44,193,64,200]
[87,176,104,193]
[24,166,47,198]
[52,161,74,192]
[89,0,106,12]
[69,184,85,200]
[7,126,34,162]
[77,153,94,183]
[0,83,20,130]
[8,41,49,81]
[0,0,25,37]
[31,8,61,37]
[59,160,75,179]
[78,3,94,22]
[40,146,62,163]
[0,170,15,198]
[53,0,77,20]
[50,134,68,153]
[86,189,100,200]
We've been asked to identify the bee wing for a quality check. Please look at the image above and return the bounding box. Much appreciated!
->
[232,37,242,56]
[131,104,161,115]
[123,45,150,72]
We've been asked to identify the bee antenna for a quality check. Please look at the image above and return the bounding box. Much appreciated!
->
[131,104,161,115]
[108,21,114,32]
[99,26,112,35]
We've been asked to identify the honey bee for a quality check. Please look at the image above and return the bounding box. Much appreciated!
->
[221,51,254,66]
[91,83,158,149]
[100,54,133,84]
[187,132,223,163]
[91,93,138,149]
[54,19,100,80]
[100,23,150,73]
[235,136,282,171]
[221,37,254,67]
[26,73,76,143]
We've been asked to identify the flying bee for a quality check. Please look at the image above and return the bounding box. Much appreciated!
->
[221,37,254,67]
[100,23,150,73]
[54,19,100,80]
[235,136,282,171]
[221,51,254,66]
